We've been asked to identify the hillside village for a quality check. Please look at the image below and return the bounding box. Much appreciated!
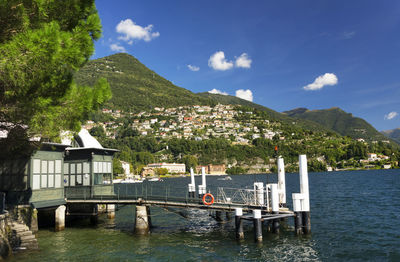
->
[83,104,398,176]
[86,104,283,144]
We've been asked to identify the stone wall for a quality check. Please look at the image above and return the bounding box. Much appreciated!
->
[0,212,11,261]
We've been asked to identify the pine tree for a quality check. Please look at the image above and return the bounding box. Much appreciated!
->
[0,0,111,151]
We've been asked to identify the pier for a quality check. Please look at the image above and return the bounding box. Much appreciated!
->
[62,154,311,242]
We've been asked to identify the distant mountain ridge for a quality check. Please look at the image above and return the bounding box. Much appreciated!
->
[381,128,400,144]
[75,53,390,143]
[283,107,387,141]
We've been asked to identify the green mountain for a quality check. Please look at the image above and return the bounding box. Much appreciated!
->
[381,128,400,144]
[283,107,387,141]
[75,53,212,111]
[75,53,330,132]
[198,93,332,133]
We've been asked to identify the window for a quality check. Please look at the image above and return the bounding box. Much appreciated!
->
[64,163,69,174]
[107,162,112,173]
[83,162,90,173]
[94,162,98,173]
[76,174,82,185]
[98,162,103,173]
[77,163,82,174]
[41,161,47,173]
[55,160,62,174]
[33,175,40,190]
[48,161,54,174]
[33,159,41,174]
[55,174,62,188]
[70,163,76,174]
[70,175,75,186]
[64,175,69,186]
[41,174,47,188]
[48,174,54,187]
[83,174,90,186]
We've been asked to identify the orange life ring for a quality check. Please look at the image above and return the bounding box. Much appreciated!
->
[202,193,214,205]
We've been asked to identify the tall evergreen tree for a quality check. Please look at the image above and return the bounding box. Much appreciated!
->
[0,0,111,156]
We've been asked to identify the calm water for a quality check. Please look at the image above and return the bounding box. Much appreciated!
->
[8,170,400,261]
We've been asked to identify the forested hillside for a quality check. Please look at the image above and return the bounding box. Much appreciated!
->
[283,107,388,142]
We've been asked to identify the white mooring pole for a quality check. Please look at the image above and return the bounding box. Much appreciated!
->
[277,156,287,207]
[253,182,264,206]
[188,168,196,198]
[198,167,207,197]
[270,183,280,233]
[298,154,311,234]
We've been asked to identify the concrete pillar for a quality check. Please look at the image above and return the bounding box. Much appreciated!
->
[299,155,311,234]
[107,204,115,219]
[135,205,150,234]
[30,208,38,233]
[277,157,287,207]
[270,184,280,234]
[55,205,66,232]
[292,193,304,235]
[235,208,244,240]
[253,209,262,242]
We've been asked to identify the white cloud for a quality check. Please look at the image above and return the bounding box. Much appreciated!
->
[110,43,126,52]
[235,53,252,68]
[116,19,160,43]
[342,31,356,39]
[303,73,338,91]
[235,89,253,102]
[384,111,398,120]
[208,51,234,71]
[187,64,200,72]
[208,89,228,95]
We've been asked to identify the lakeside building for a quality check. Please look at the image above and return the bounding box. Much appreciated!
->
[147,163,186,174]
[196,164,226,175]
[0,129,118,208]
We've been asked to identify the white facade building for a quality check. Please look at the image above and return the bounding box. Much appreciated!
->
[147,163,186,174]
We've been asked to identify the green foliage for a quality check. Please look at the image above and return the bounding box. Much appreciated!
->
[226,166,246,175]
[74,53,213,112]
[0,0,111,142]
[284,107,390,143]
[182,155,198,172]
[155,168,168,176]
[89,126,106,138]
[308,159,326,172]
[112,157,124,175]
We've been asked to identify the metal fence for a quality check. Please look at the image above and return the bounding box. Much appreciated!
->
[65,183,271,208]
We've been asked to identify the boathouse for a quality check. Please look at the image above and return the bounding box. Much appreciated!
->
[0,142,69,209]
[63,129,118,198]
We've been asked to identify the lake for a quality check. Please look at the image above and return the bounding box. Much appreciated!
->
[8,169,400,261]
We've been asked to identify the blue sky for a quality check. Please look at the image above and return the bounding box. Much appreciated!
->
[93,0,400,131]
